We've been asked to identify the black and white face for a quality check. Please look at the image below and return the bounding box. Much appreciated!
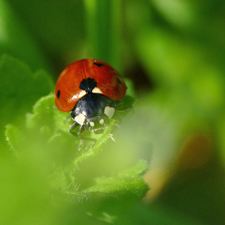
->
[70,93,120,134]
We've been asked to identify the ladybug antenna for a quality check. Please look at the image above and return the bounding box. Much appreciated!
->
[79,78,97,93]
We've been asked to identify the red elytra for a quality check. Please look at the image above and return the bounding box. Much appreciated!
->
[55,59,127,112]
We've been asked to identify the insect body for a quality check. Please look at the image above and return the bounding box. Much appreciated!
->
[55,59,127,136]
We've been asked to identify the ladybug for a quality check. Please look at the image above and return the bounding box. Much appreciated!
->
[55,59,127,136]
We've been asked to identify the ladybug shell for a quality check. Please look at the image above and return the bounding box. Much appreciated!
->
[55,59,127,112]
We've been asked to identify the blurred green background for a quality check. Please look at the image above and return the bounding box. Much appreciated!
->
[1,0,225,224]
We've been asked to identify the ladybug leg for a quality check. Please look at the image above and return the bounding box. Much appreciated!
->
[64,115,72,124]
[69,122,85,150]
[110,106,132,137]
[69,121,79,135]
[92,126,105,134]
[117,105,132,112]
[70,122,96,150]
[108,113,123,142]
[77,124,85,136]
[112,113,122,126]
[109,133,116,142]
[77,126,97,150]
[77,134,96,150]
[79,137,96,150]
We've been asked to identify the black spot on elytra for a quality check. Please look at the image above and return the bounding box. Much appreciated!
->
[93,62,103,67]
[57,90,60,99]
[116,77,122,85]
[79,78,97,93]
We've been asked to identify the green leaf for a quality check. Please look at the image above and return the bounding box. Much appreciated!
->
[0,55,54,120]
[62,160,148,224]
[82,160,148,197]
[0,55,54,152]
[5,124,25,153]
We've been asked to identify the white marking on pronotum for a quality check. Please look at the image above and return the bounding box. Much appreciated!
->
[104,106,115,118]
[99,119,104,125]
[92,87,103,94]
[74,113,86,125]
[78,90,87,99]
[90,121,95,127]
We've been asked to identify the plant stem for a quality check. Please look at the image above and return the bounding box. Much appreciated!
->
[84,0,122,72]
